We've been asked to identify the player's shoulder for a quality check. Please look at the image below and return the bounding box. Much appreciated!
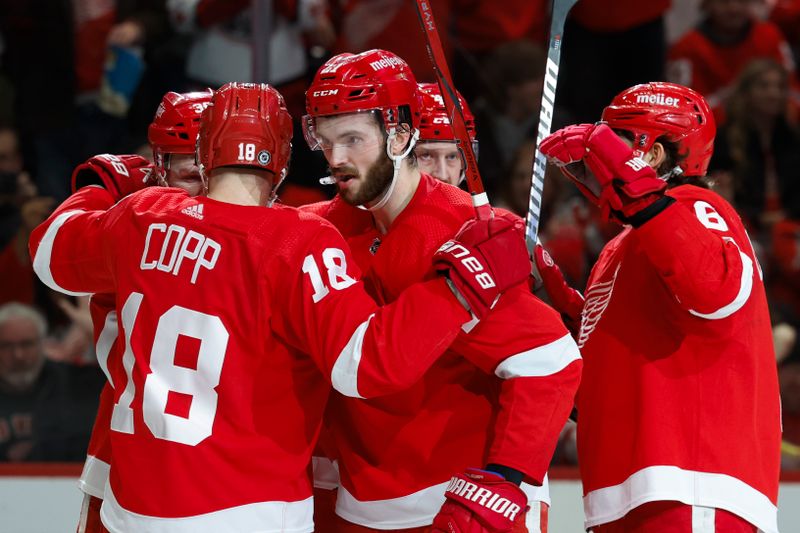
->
[667,183,729,208]
[123,186,188,213]
[268,203,346,244]
[667,184,746,230]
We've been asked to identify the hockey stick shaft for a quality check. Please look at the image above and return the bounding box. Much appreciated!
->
[526,0,580,250]
[413,0,491,220]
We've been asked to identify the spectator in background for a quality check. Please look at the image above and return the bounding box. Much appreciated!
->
[708,59,800,231]
[557,0,671,123]
[473,40,572,194]
[667,0,796,118]
[0,303,102,462]
[0,1,169,201]
[449,0,547,102]
[769,0,800,65]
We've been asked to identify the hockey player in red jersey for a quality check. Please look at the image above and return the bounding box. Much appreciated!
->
[414,82,477,187]
[30,81,532,533]
[75,89,214,533]
[302,49,582,533]
[538,82,781,532]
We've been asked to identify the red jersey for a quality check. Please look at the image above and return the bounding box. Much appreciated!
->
[78,294,119,499]
[303,175,582,529]
[30,186,471,532]
[576,186,780,532]
[667,20,795,114]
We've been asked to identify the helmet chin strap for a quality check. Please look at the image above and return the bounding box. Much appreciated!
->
[358,127,420,212]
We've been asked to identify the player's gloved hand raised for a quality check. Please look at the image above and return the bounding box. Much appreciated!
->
[540,123,673,226]
[431,468,529,533]
[434,211,530,320]
[533,243,584,337]
[71,154,154,201]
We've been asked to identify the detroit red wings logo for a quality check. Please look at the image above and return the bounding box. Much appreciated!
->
[577,264,620,348]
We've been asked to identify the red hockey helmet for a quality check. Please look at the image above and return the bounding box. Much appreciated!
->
[198,82,293,181]
[601,82,715,177]
[149,89,214,167]
[303,49,420,150]
[416,82,476,144]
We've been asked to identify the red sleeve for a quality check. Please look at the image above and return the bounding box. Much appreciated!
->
[29,187,122,296]
[272,222,471,399]
[450,286,582,485]
[633,187,758,320]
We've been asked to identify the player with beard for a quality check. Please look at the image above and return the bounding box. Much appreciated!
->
[74,90,213,533]
[538,82,780,532]
[302,49,582,533]
[31,81,532,533]
[414,82,477,187]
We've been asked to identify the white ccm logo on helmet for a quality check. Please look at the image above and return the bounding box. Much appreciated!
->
[312,89,338,97]
[438,241,495,289]
[636,93,680,107]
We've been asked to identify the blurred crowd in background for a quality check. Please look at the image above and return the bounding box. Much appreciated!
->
[0,0,799,470]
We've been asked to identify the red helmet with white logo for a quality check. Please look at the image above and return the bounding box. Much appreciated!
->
[416,82,476,144]
[149,89,214,168]
[601,82,715,177]
[303,49,420,149]
[198,83,292,180]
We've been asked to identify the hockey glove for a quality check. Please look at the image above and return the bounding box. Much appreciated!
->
[533,244,584,337]
[71,154,155,201]
[431,468,529,533]
[540,123,673,226]
[434,211,530,320]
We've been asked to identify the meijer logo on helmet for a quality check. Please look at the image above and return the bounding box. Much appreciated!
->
[636,93,680,107]
[369,56,404,72]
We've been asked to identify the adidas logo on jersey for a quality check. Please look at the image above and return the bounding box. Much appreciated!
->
[181,204,204,220]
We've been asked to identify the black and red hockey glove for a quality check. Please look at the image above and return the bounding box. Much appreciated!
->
[540,123,674,226]
[431,468,529,533]
[434,211,531,320]
[71,154,154,201]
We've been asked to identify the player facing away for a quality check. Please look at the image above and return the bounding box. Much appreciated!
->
[302,49,582,533]
[538,82,781,533]
[75,89,214,533]
[29,81,533,533]
[414,82,477,187]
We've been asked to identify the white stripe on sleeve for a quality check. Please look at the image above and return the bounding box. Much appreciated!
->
[32,210,92,296]
[688,238,753,320]
[330,314,374,399]
[494,333,581,379]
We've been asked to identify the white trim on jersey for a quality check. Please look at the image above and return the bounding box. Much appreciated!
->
[95,310,118,385]
[101,486,314,533]
[78,455,110,499]
[331,314,374,399]
[692,505,716,533]
[583,465,776,533]
[688,239,753,320]
[32,210,92,296]
[494,333,581,379]
[335,476,550,530]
